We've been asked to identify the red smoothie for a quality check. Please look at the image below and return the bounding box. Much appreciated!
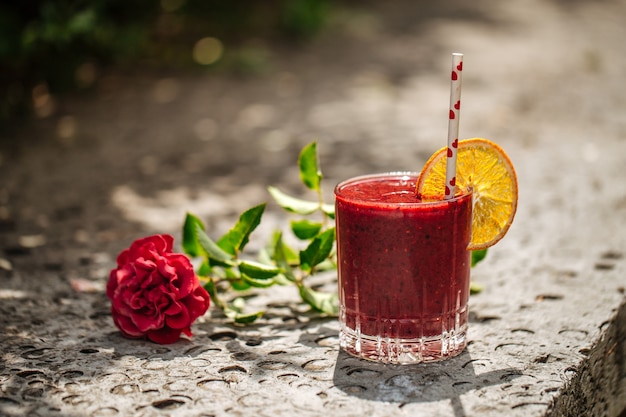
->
[334,173,472,363]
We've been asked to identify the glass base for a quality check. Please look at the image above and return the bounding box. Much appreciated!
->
[339,324,467,365]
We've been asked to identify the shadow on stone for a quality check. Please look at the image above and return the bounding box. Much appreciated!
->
[333,349,521,416]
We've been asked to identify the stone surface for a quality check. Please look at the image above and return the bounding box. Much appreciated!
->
[1,0,626,416]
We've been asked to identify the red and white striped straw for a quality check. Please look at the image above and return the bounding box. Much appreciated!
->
[445,52,463,200]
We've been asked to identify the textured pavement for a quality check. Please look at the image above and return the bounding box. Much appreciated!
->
[1,0,626,416]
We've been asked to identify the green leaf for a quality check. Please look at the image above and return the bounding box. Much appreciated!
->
[273,232,297,283]
[224,267,250,291]
[203,278,217,300]
[291,219,322,240]
[321,203,335,219]
[230,278,252,291]
[223,302,265,324]
[238,260,281,280]
[273,273,292,286]
[299,285,338,315]
[298,142,322,191]
[241,273,276,288]
[233,310,265,324]
[196,225,235,264]
[268,186,319,215]
[314,258,336,272]
[182,213,205,257]
[269,230,299,265]
[470,282,484,295]
[258,242,273,263]
[471,249,488,267]
[300,227,335,272]
[217,203,266,255]
[197,260,212,277]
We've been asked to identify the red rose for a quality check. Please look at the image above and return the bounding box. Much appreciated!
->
[107,234,210,344]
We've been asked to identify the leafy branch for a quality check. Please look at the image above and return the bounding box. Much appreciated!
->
[182,142,338,324]
[182,141,488,324]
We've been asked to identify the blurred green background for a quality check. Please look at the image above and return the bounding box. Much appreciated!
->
[0,0,332,125]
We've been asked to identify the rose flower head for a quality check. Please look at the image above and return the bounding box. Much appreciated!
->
[107,234,210,344]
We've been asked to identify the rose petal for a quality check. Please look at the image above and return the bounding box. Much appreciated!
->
[134,258,156,277]
[167,264,196,297]
[165,306,190,330]
[131,310,163,333]
[143,268,165,290]
[128,235,172,257]
[129,291,148,309]
[147,288,172,312]
[158,234,174,253]
[164,300,183,316]
[107,265,133,298]
[156,257,177,278]
[147,327,182,344]
[116,248,130,267]
[112,311,143,337]
[116,264,135,282]
[184,287,211,320]
[112,296,134,317]
[119,285,138,303]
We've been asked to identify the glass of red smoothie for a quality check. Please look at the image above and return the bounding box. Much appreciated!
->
[334,172,473,364]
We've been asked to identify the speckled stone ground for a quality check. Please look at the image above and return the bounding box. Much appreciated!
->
[1,1,626,416]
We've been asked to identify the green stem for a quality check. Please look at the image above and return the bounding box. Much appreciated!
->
[317,187,329,228]
[205,276,228,312]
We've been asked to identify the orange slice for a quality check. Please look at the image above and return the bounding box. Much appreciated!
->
[416,138,518,250]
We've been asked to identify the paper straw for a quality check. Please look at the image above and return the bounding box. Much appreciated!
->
[445,52,463,200]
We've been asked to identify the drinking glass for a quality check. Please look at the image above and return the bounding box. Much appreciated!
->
[335,172,473,364]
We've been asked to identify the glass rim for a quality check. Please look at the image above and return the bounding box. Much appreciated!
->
[334,171,473,207]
